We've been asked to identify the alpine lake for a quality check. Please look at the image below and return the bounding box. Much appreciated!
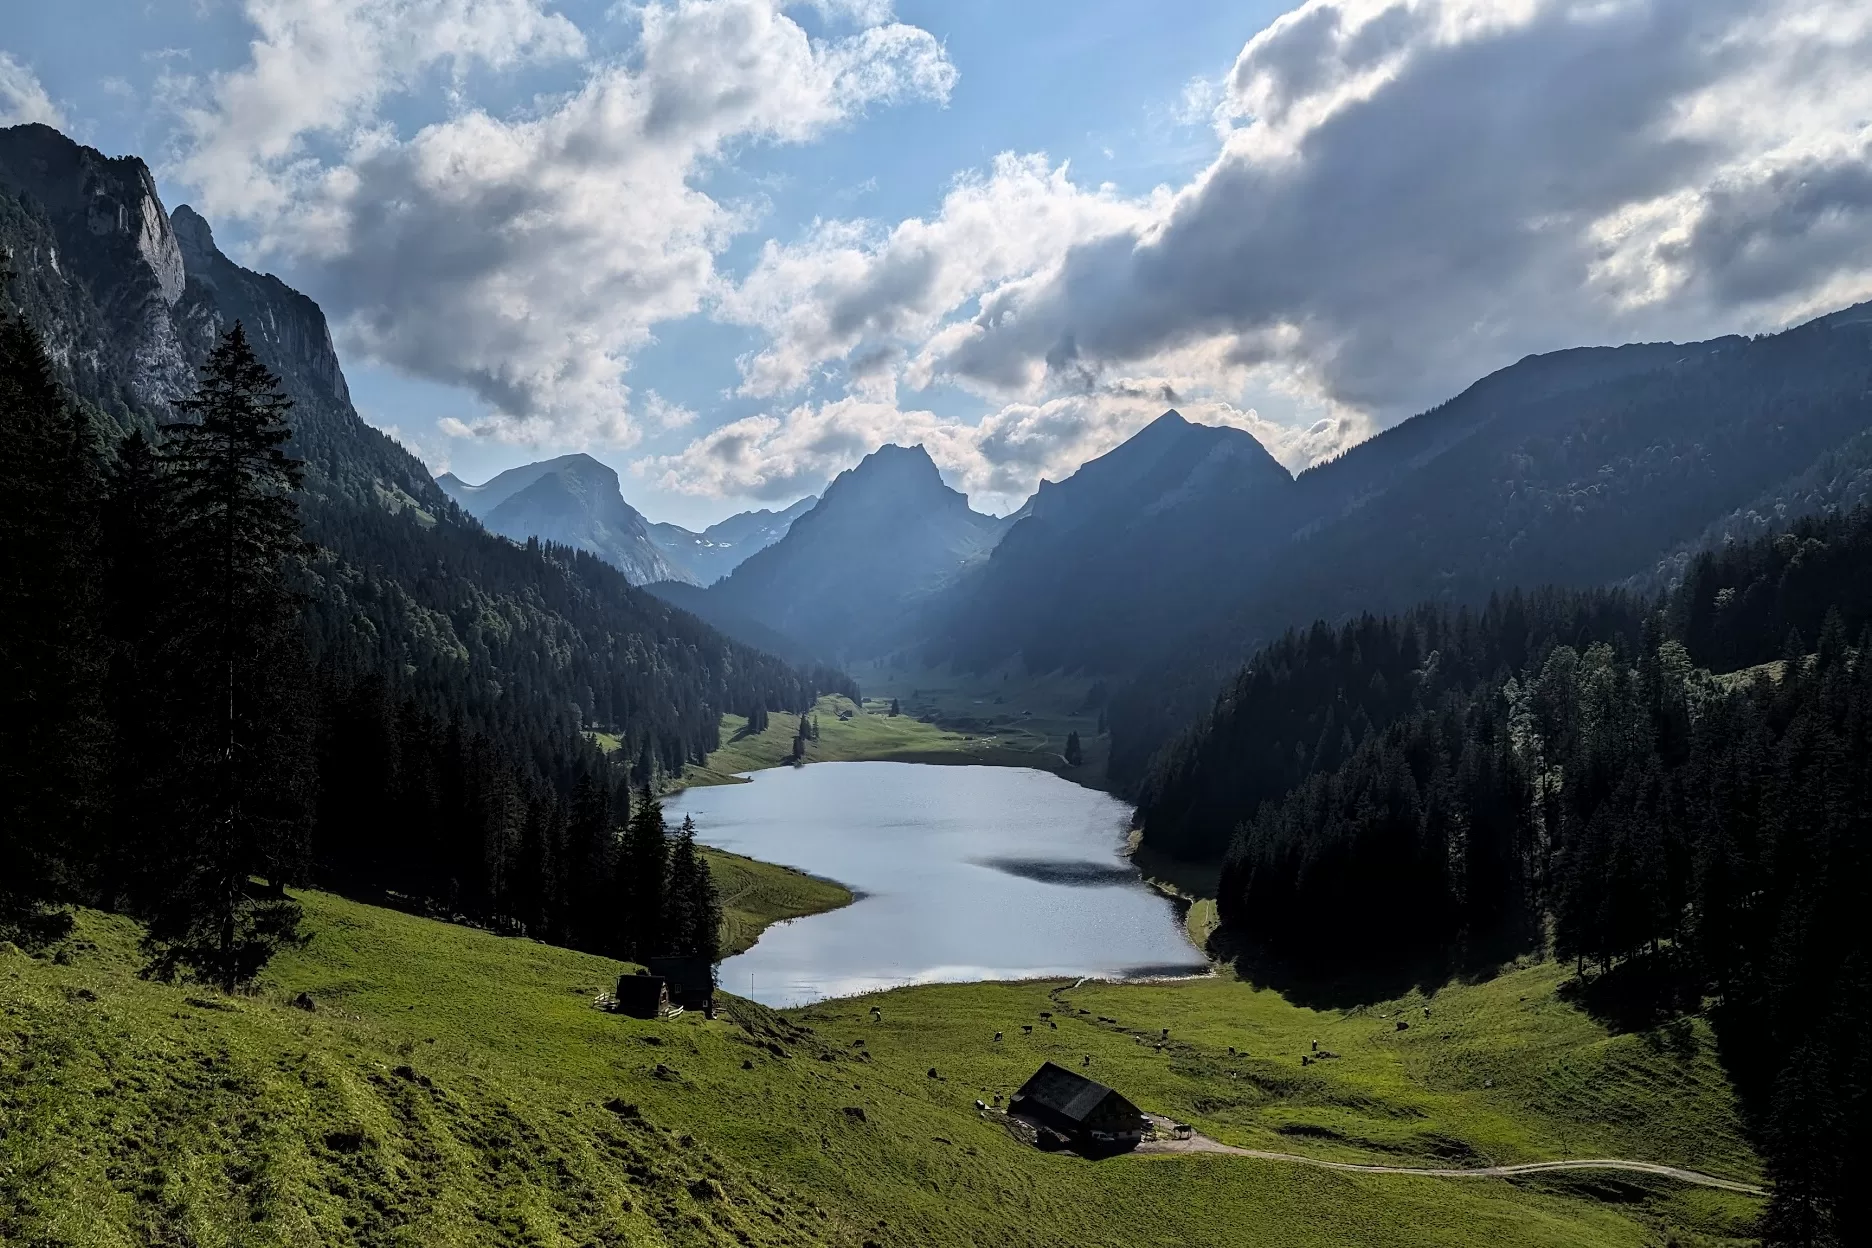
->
[664,761,1206,1006]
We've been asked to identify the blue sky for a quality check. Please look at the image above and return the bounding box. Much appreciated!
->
[5,1,1871,528]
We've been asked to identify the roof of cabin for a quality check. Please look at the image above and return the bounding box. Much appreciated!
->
[1010,1062,1131,1126]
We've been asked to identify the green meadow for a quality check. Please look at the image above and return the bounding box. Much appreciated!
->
[1,890,1762,1247]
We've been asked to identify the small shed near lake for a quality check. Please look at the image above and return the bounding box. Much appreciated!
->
[647,956,716,1016]
[1008,1061,1146,1155]
[615,973,670,1019]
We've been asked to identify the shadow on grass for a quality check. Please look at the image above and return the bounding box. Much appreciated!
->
[1210,923,1536,1011]
[1554,951,1702,1036]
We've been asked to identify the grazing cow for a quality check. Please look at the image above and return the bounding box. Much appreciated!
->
[1082,1055,1091,1067]
[1022,1025,1034,1034]
[1049,1021,1057,1029]
[870,1007,882,1021]
[994,1032,1003,1042]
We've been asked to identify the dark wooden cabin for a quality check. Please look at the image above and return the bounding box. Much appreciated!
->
[1008,1062,1146,1154]
[646,956,716,1015]
[615,973,670,1019]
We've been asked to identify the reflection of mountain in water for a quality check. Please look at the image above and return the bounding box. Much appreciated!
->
[978,858,1140,887]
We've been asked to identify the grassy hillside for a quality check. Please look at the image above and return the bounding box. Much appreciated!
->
[2,892,1761,1247]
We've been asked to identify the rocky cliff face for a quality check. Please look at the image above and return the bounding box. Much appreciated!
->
[170,204,352,409]
[0,122,442,513]
[0,122,193,411]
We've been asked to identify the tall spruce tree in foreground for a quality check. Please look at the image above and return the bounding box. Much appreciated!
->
[142,325,312,988]
[664,815,722,965]
[0,287,106,945]
[102,430,178,914]
[622,785,667,959]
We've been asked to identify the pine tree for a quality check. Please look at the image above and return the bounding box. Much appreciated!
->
[1064,730,1083,767]
[102,430,175,913]
[140,325,312,989]
[0,291,106,945]
[664,815,721,965]
[622,784,667,959]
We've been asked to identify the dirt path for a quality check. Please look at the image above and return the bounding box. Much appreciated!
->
[1133,1135,1765,1195]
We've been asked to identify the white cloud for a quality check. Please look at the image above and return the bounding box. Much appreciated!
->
[718,153,1161,397]
[171,0,955,446]
[0,52,66,129]
[928,0,1872,422]
[638,375,1372,508]
[169,0,587,221]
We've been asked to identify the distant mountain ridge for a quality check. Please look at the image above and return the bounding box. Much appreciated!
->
[647,495,816,586]
[437,454,691,586]
[705,443,1008,659]
[437,456,813,587]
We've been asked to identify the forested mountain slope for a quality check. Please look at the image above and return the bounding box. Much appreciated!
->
[1100,308,1872,790]
[1132,507,1872,1241]
[0,122,841,775]
[927,410,1296,674]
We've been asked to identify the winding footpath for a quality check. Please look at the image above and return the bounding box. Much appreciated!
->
[1135,1135,1765,1194]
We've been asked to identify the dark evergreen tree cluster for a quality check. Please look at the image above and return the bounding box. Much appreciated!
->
[0,313,746,981]
[1138,508,1872,1244]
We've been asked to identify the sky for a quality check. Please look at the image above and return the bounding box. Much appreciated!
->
[4,1,1872,529]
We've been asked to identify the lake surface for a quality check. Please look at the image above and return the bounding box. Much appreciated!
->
[664,762,1205,1007]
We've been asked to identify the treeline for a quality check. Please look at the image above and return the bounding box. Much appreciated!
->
[0,309,762,982]
[1137,509,1872,1244]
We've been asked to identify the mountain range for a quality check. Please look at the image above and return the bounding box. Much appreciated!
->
[437,454,813,587]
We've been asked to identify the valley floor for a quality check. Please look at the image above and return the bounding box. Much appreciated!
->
[675,665,1109,792]
[1,890,1764,1247]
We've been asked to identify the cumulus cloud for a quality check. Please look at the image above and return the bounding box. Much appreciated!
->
[718,153,1161,396]
[925,0,1872,421]
[0,52,66,128]
[170,0,586,219]
[172,0,954,445]
[639,377,1369,509]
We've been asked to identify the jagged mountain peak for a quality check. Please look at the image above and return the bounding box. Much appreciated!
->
[820,443,951,503]
[708,442,1006,658]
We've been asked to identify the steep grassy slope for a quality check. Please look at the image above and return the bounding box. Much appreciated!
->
[2,893,1760,1247]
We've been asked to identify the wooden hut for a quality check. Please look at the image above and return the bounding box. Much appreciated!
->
[1008,1062,1146,1154]
[647,956,716,1016]
[615,972,670,1019]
